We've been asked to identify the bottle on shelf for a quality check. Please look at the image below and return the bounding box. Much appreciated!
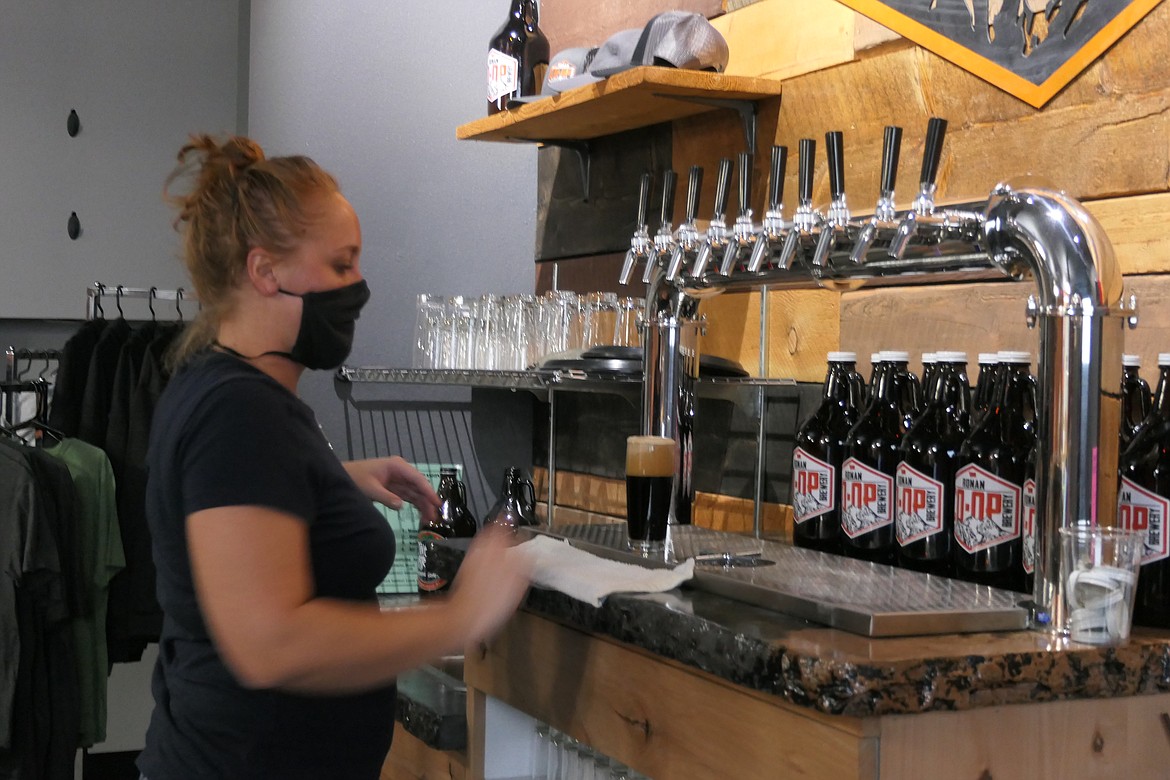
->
[484,467,538,529]
[1121,353,1152,448]
[952,351,1036,592]
[417,467,478,593]
[919,352,938,404]
[841,351,922,565]
[1117,353,1170,628]
[896,351,971,576]
[971,352,1000,427]
[487,0,550,115]
[791,351,866,554]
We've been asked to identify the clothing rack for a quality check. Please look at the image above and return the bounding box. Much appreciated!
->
[85,282,197,321]
[4,347,60,427]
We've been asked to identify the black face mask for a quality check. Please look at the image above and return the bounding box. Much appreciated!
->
[273,279,371,370]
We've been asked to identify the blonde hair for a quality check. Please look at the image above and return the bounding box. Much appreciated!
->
[163,134,340,369]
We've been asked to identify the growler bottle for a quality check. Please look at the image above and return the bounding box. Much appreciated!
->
[417,467,478,593]
[971,352,1000,427]
[483,467,537,529]
[487,0,549,115]
[1121,354,1152,448]
[792,351,866,554]
[841,351,921,565]
[1021,441,1037,596]
[952,352,1036,591]
[919,353,938,405]
[896,351,971,576]
[1117,353,1170,628]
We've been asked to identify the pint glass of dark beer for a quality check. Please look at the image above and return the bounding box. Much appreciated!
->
[625,435,677,552]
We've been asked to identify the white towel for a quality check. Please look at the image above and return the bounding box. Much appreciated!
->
[511,534,695,607]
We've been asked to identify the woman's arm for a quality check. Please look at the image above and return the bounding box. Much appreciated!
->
[343,456,441,522]
[187,506,527,694]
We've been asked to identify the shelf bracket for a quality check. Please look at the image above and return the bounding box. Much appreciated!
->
[536,139,593,202]
[652,93,759,156]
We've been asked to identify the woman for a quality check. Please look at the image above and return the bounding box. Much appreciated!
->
[137,135,531,779]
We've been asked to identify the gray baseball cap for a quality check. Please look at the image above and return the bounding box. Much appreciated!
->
[589,11,729,77]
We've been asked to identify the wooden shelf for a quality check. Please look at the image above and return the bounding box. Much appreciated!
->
[456,66,782,143]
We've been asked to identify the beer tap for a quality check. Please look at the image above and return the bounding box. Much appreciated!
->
[747,144,789,273]
[643,169,678,284]
[812,131,850,269]
[777,138,823,270]
[619,172,655,286]
[690,157,733,278]
[665,165,704,282]
[719,151,758,276]
[850,125,903,265]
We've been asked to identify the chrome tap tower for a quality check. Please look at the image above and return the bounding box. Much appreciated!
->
[620,118,1129,633]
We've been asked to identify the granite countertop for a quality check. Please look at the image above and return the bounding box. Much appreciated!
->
[519,584,1170,719]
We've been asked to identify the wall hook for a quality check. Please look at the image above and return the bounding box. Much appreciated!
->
[67,212,81,240]
[67,109,81,137]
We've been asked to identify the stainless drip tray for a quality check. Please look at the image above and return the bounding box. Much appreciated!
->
[532,524,1030,637]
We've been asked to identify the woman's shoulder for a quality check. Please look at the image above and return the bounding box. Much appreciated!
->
[160,351,309,432]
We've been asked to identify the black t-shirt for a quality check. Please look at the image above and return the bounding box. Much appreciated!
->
[137,352,396,780]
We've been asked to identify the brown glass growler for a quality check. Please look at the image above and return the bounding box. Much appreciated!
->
[483,467,537,529]
[971,353,1000,428]
[952,352,1036,592]
[841,351,922,565]
[1121,354,1152,449]
[896,352,971,576]
[417,467,477,593]
[792,352,866,554]
[1117,354,1170,628]
[487,0,549,115]
[1021,441,1037,597]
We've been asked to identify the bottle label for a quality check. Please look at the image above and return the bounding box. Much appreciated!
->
[792,447,835,524]
[841,457,893,538]
[1118,477,1170,565]
[417,530,448,592]
[953,464,1021,553]
[895,463,942,545]
[1022,478,1037,575]
[487,48,519,102]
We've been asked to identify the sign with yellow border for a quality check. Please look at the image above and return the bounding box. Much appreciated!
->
[836,0,1163,107]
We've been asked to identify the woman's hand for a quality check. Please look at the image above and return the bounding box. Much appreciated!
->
[343,457,441,523]
[447,526,534,645]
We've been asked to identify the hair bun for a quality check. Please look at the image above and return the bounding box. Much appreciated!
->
[221,136,265,175]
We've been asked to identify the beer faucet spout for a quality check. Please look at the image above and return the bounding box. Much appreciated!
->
[690,157,734,279]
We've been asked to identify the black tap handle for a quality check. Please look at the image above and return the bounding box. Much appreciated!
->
[920,117,947,187]
[798,138,815,203]
[684,165,704,222]
[825,131,844,200]
[880,126,903,194]
[736,152,753,213]
[636,172,652,227]
[659,169,677,226]
[768,145,788,210]
[713,157,733,218]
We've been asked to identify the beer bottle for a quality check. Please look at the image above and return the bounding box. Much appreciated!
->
[487,0,550,115]
[971,352,1000,427]
[1121,354,1152,448]
[417,467,478,593]
[1117,353,1170,628]
[919,352,938,405]
[484,467,537,529]
[792,351,866,554]
[896,351,971,576]
[841,351,921,565]
[952,352,1036,591]
[1021,441,1038,596]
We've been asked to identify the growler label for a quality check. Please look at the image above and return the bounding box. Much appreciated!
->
[792,447,835,524]
[1022,478,1037,575]
[895,463,942,545]
[487,49,519,101]
[416,530,448,592]
[953,464,1021,554]
[1118,477,1170,565]
[841,457,893,539]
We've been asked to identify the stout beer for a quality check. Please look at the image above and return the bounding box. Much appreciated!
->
[626,435,676,551]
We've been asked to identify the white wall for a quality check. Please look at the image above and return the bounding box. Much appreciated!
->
[247,0,541,449]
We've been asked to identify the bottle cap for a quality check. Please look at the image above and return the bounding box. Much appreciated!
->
[870,352,884,364]
[1158,353,1170,367]
[936,351,968,363]
[883,350,911,363]
[827,351,857,363]
[998,350,1032,364]
[1122,354,1141,367]
[977,352,1000,364]
[921,352,937,364]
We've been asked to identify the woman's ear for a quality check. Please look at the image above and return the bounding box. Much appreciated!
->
[245,247,281,296]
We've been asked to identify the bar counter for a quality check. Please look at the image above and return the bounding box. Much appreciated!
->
[463,537,1170,779]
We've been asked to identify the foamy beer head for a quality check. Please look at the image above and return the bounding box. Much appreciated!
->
[626,435,676,478]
